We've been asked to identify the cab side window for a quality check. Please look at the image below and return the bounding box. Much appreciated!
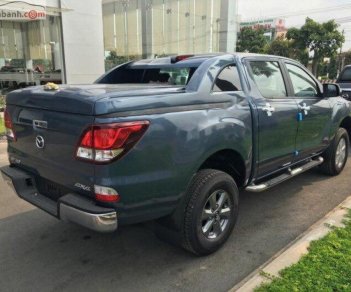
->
[249,61,287,98]
[286,63,319,97]
[213,65,242,92]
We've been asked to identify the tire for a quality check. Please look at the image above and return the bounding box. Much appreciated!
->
[180,169,239,256]
[320,127,349,176]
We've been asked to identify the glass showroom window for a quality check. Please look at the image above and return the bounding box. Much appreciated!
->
[0,16,63,94]
[102,0,225,71]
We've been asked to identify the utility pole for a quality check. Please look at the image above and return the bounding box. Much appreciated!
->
[193,0,196,52]
[177,0,180,53]
[122,0,129,59]
[338,29,345,75]
[162,0,165,55]
[209,0,214,52]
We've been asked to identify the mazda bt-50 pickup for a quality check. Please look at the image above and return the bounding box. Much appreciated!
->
[2,54,350,255]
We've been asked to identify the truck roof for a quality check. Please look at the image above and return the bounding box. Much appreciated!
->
[129,53,299,68]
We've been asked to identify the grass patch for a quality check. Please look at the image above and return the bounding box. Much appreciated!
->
[0,116,5,135]
[256,210,351,292]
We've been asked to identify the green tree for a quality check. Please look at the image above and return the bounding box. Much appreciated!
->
[265,36,309,65]
[105,51,130,65]
[344,50,351,66]
[287,18,344,76]
[265,37,291,57]
[327,57,338,79]
[318,57,338,79]
[104,51,140,71]
[236,27,268,53]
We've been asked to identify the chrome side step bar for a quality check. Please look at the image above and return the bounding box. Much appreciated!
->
[245,157,324,192]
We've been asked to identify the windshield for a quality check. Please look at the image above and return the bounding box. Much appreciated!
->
[339,67,351,82]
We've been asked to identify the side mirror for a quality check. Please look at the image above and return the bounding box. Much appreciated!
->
[323,83,340,98]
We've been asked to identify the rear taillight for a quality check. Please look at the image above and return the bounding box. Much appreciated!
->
[76,121,149,163]
[4,108,16,141]
[94,185,120,202]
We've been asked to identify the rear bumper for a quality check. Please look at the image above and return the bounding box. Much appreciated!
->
[1,165,117,233]
[59,203,117,233]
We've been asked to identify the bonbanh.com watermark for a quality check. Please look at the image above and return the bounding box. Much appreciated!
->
[0,9,46,20]
[0,1,46,20]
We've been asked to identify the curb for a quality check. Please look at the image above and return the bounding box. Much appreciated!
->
[230,195,351,292]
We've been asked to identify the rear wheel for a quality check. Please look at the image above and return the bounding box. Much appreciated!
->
[320,128,349,175]
[181,169,239,255]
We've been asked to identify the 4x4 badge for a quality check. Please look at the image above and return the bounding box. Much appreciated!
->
[33,120,48,129]
[35,135,45,149]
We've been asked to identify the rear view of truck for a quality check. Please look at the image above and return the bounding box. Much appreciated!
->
[2,85,125,232]
[1,55,205,233]
[1,54,251,255]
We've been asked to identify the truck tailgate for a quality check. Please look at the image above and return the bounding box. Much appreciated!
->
[6,105,94,200]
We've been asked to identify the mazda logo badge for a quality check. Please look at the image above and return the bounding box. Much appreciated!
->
[35,135,45,149]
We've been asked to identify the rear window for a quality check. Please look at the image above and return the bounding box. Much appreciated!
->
[144,68,191,85]
[339,67,351,82]
[99,66,195,86]
[213,65,242,92]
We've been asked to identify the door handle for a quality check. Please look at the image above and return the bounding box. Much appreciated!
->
[262,103,275,116]
[299,103,311,115]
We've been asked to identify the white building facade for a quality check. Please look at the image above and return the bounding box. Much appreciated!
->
[102,0,239,59]
[0,0,238,93]
[0,0,105,92]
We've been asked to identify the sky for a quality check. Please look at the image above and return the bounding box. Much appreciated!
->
[238,0,351,51]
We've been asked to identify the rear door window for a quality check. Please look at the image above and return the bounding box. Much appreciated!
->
[248,61,287,98]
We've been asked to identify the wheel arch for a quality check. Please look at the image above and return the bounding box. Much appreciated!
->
[198,149,246,188]
[340,116,351,141]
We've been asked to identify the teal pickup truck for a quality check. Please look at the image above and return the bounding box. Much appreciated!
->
[1,53,350,255]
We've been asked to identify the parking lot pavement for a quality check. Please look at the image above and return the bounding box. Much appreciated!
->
[1,142,351,292]
[0,144,36,220]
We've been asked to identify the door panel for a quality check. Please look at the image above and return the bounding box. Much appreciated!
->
[285,63,332,160]
[248,60,299,177]
[256,99,299,176]
[295,98,331,159]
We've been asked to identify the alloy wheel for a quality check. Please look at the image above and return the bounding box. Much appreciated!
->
[335,137,347,169]
[201,189,232,239]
